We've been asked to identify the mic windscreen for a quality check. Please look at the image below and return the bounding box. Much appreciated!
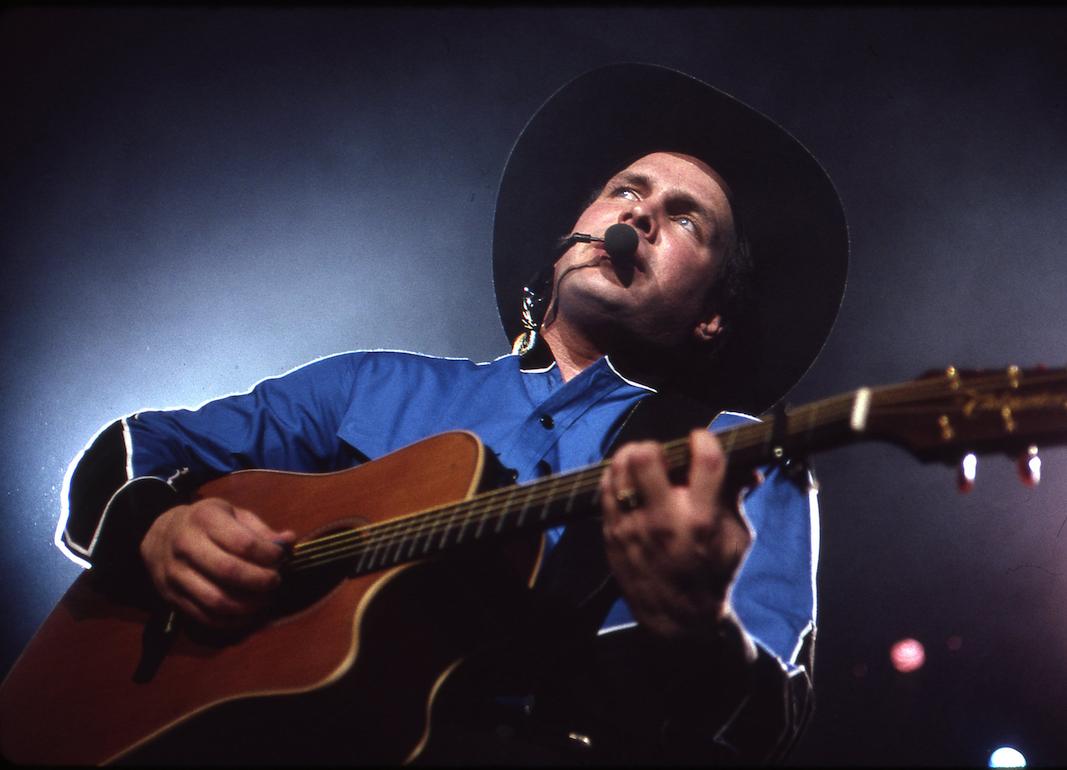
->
[603,223,639,262]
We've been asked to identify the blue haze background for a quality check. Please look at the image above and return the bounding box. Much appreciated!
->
[2,7,1066,765]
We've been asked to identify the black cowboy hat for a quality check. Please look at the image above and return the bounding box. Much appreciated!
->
[492,63,849,416]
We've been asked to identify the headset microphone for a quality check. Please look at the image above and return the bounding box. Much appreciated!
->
[602,223,638,263]
[556,223,639,262]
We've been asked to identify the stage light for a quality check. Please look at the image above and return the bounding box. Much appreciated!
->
[889,638,925,673]
[988,746,1026,767]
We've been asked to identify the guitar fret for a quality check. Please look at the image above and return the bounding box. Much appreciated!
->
[354,542,371,574]
[436,509,455,551]
[379,531,396,567]
[499,486,526,533]
[563,472,580,517]
[416,518,432,556]
[454,503,471,544]
[390,523,409,565]
[542,477,559,523]
[426,520,442,555]
[365,529,385,570]
[402,523,420,560]
[478,488,507,539]
[514,483,531,528]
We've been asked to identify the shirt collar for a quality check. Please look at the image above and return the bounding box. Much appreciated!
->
[518,338,658,393]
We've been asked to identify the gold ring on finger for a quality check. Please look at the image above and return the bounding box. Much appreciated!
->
[615,488,642,512]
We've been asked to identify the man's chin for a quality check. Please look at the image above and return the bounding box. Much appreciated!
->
[608,259,636,287]
[581,258,637,290]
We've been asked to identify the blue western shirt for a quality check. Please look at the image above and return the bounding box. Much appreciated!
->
[71,349,817,667]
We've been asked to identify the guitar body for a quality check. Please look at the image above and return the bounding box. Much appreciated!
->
[0,431,543,765]
[6,365,1067,764]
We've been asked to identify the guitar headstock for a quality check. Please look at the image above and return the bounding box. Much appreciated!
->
[862,365,1067,490]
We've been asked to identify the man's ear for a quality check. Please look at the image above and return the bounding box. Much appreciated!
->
[692,313,723,344]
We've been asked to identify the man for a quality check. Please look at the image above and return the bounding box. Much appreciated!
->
[55,63,848,763]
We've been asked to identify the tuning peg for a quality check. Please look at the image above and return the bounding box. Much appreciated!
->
[957,453,977,493]
[1017,445,1041,486]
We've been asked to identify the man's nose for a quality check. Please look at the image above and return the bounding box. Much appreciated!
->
[620,203,656,239]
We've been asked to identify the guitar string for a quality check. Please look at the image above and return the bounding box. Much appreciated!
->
[285,374,947,564]
[285,403,855,574]
[283,422,740,560]
[293,365,1067,561]
[285,394,860,572]
[285,408,1053,575]
[285,372,1067,573]
[285,372,1067,572]
[285,444,687,572]
[284,433,738,573]
[286,372,1067,573]
[289,385,855,561]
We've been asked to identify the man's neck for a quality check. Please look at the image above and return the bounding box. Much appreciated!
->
[540,316,675,391]
[540,321,605,382]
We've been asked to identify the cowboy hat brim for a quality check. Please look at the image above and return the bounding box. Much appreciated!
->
[492,62,849,415]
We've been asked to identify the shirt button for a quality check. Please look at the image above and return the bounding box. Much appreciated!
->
[539,414,554,429]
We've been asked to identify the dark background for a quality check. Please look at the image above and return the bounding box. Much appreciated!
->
[2,7,1066,766]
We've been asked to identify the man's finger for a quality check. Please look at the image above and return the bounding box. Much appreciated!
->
[194,541,283,593]
[687,430,726,507]
[625,441,672,505]
[169,561,272,625]
[599,470,621,519]
[204,511,290,567]
[233,506,296,546]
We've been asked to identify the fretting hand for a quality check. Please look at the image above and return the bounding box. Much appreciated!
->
[600,429,756,644]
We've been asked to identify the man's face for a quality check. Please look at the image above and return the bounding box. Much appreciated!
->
[550,151,735,349]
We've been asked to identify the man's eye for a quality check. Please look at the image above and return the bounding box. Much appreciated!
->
[675,215,695,230]
[612,186,638,200]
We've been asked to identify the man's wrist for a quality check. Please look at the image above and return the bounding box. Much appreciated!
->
[641,602,758,666]
[88,477,181,602]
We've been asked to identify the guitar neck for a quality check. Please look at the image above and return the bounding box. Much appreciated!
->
[284,391,862,579]
[283,365,1067,579]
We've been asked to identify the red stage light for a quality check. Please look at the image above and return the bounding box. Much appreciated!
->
[890,638,926,673]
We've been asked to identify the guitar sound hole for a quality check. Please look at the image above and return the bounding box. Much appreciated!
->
[265,520,372,621]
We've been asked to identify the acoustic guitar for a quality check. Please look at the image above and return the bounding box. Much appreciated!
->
[1,365,1065,764]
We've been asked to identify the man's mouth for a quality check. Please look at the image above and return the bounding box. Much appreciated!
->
[593,248,638,286]
[592,244,642,276]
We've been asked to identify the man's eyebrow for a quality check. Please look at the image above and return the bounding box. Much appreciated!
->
[609,171,651,189]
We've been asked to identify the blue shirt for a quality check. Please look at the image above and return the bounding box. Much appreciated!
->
[123,350,817,666]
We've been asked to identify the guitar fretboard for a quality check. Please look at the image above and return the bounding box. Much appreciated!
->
[283,389,863,577]
[278,366,1067,578]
